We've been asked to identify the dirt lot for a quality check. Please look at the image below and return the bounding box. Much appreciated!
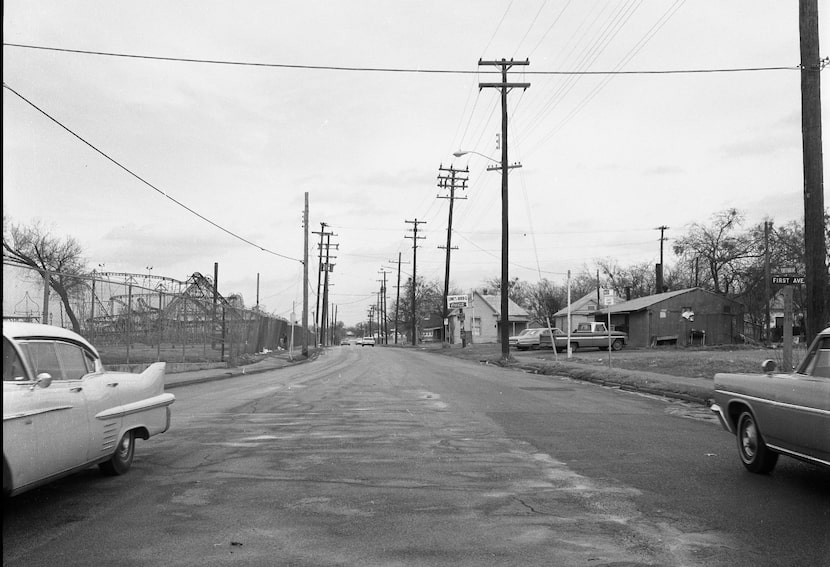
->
[424,342,808,381]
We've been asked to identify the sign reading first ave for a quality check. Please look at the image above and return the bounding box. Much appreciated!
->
[772,275,805,285]
[447,294,469,308]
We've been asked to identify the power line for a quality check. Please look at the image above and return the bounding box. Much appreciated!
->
[3,43,800,75]
[3,82,303,264]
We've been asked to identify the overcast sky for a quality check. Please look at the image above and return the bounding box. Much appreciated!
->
[3,1,828,325]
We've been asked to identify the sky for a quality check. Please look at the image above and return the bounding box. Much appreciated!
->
[3,1,829,326]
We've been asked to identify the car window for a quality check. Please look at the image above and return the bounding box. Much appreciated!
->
[799,337,830,378]
[3,338,29,382]
[55,342,94,380]
[20,341,63,380]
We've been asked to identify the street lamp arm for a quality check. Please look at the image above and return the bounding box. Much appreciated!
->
[452,149,501,164]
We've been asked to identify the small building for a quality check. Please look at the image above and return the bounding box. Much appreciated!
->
[448,291,530,344]
[595,287,744,348]
[421,313,444,342]
[552,289,625,332]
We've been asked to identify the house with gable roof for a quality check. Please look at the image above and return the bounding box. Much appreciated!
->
[552,289,624,333]
[448,290,530,344]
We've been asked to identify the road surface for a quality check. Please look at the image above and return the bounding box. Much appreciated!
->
[4,346,828,566]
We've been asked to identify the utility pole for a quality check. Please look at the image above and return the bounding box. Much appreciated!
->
[212,262,219,349]
[302,193,309,357]
[764,220,772,346]
[438,164,468,345]
[312,223,329,346]
[388,253,410,344]
[405,219,426,346]
[799,0,828,342]
[320,233,338,347]
[655,226,668,294]
[479,58,530,360]
[378,269,390,344]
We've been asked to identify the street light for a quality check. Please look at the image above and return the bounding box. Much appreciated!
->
[453,149,521,360]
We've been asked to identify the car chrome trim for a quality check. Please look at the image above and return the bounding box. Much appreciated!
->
[95,393,176,420]
[709,403,733,433]
[766,443,830,468]
[715,389,830,417]
[3,405,75,421]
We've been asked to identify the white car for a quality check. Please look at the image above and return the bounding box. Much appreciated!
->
[3,322,175,497]
[360,337,376,347]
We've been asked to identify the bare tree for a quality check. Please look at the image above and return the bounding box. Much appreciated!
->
[3,218,88,332]
[672,209,762,295]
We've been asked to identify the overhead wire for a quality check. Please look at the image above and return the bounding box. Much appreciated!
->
[3,82,304,265]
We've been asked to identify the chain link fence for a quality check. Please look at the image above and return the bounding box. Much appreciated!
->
[3,262,312,365]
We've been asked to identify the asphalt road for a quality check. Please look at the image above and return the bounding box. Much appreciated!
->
[4,346,829,566]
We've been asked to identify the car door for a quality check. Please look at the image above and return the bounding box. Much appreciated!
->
[760,338,830,461]
[18,340,92,480]
[60,343,124,463]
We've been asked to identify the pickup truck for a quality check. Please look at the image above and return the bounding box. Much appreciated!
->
[568,322,627,351]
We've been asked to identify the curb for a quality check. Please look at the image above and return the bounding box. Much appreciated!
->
[165,350,320,389]
[482,359,713,406]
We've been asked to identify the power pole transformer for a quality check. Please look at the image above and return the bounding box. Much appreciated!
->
[437,164,468,344]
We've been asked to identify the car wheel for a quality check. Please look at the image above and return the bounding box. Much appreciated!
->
[100,430,135,476]
[736,411,778,474]
[611,339,623,351]
[569,342,579,352]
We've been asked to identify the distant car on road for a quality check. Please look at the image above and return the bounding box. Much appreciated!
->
[340,339,351,346]
[360,337,376,347]
[711,327,829,473]
[3,322,175,497]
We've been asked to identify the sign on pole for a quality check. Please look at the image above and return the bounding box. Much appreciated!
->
[447,294,469,309]
[772,275,805,285]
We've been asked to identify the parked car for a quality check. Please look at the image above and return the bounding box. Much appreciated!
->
[508,329,534,348]
[513,327,567,351]
[360,337,376,347]
[711,326,829,473]
[568,322,627,351]
[3,322,175,497]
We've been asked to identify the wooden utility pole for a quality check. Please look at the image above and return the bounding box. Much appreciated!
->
[211,262,219,349]
[405,219,426,346]
[388,253,409,344]
[655,225,668,293]
[320,233,337,347]
[799,0,828,342]
[378,269,390,344]
[312,223,333,346]
[437,164,468,344]
[479,58,530,360]
[302,193,309,357]
[764,220,772,345]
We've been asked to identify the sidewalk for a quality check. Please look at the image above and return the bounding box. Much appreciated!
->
[163,350,317,389]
